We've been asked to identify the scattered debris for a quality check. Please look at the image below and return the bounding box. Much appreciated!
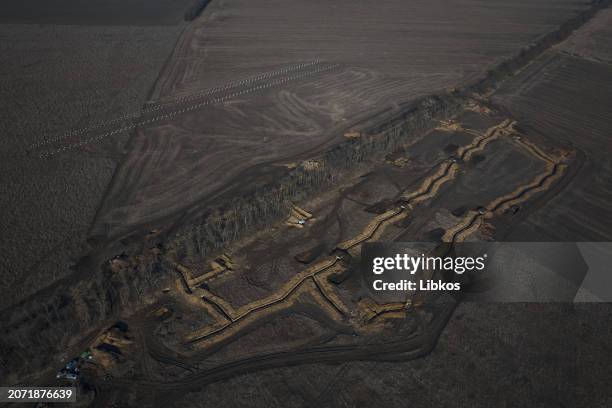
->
[343,129,361,139]
[287,205,314,228]
[280,162,298,169]
[300,159,322,171]
[391,157,410,167]
[214,253,236,270]
[293,205,312,219]
[154,306,173,321]
[465,101,492,114]
[384,149,410,167]
[436,119,463,132]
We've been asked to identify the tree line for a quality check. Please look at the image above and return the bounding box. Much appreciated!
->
[169,93,463,267]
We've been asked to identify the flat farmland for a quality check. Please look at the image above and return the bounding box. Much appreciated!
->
[492,8,612,241]
[560,7,612,62]
[0,22,184,306]
[0,0,196,25]
[84,0,590,240]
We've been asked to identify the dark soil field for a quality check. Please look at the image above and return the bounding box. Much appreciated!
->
[0,0,196,25]
[0,22,185,306]
[493,8,612,241]
[174,304,611,408]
